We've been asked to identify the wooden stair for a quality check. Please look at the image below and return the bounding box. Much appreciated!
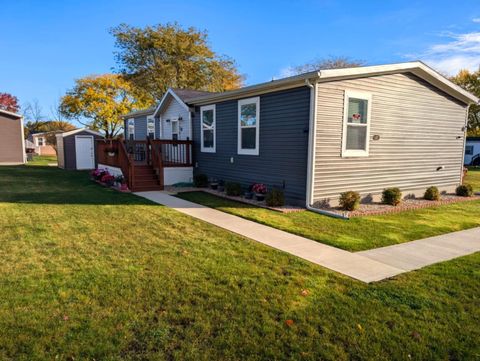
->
[131,164,163,192]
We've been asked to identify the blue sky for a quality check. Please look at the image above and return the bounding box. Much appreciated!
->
[1,0,479,121]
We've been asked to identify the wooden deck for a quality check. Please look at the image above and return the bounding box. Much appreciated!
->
[96,139,193,191]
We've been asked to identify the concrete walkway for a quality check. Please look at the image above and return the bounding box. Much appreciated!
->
[135,191,480,283]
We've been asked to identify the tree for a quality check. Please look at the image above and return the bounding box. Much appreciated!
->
[60,74,153,138]
[110,23,243,99]
[451,69,480,136]
[0,92,20,113]
[289,56,365,75]
[37,121,76,154]
[22,99,47,137]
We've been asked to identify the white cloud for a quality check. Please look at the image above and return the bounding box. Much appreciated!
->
[411,31,480,75]
[473,18,480,23]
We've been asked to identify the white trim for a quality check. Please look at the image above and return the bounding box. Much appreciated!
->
[159,115,163,138]
[200,105,216,153]
[127,118,135,140]
[0,108,22,118]
[59,128,103,138]
[237,97,260,156]
[306,80,318,207]
[341,90,372,158]
[188,61,478,106]
[20,116,26,164]
[153,88,190,118]
[146,115,155,139]
[171,118,179,140]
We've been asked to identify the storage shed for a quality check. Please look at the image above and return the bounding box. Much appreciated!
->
[0,109,25,165]
[56,128,103,170]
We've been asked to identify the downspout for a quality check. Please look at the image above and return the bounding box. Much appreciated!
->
[304,76,349,220]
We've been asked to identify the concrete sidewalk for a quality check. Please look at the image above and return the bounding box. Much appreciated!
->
[135,191,480,283]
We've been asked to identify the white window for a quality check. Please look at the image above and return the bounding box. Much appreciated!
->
[171,119,179,141]
[37,137,44,146]
[465,145,474,155]
[127,118,135,140]
[200,105,215,152]
[342,90,372,157]
[147,116,155,139]
[238,97,260,155]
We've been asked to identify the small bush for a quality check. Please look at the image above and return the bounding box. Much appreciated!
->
[382,187,402,206]
[193,174,208,188]
[266,189,285,207]
[339,191,361,211]
[456,184,474,197]
[424,186,440,201]
[225,182,242,196]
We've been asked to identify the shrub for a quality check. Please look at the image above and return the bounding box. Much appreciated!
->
[252,183,267,194]
[424,186,440,201]
[339,191,361,211]
[266,188,285,207]
[225,182,242,196]
[456,184,474,197]
[382,187,402,206]
[193,174,208,188]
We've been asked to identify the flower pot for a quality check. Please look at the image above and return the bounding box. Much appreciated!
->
[244,191,254,199]
[255,193,265,201]
[210,183,218,190]
[107,152,116,157]
[218,186,225,192]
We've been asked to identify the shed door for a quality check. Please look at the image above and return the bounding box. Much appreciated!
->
[75,136,95,169]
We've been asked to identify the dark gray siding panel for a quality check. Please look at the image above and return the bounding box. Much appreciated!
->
[64,131,103,170]
[193,87,310,204]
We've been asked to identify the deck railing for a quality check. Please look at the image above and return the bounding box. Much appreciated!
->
[150,139,192,167]
[96,139,135,188]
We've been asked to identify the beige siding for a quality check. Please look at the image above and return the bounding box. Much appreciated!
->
[0,114,24,164]
[312,73,467,205]
[56,136,65,168]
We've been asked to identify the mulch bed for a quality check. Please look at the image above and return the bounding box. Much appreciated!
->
[316,194,480,218]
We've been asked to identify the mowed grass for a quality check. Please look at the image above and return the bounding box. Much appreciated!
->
[176,189,480,251]
[0,166,479,360]
[28,155,57,166]
[467,166,480,191]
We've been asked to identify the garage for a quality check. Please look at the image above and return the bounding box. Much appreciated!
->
[56,128,103,170]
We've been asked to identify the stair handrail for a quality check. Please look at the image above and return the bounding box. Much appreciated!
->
[117,139,135,190]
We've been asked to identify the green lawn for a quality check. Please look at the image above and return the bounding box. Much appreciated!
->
[176,190,480,252]
[27,155,57,166]
[0,165,479,360]
[467,166,480,191]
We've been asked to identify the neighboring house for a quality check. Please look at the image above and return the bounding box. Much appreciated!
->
[29,132,57,156]
[110,61,478,206]
[465,137,480,165]
[0,109,25,165]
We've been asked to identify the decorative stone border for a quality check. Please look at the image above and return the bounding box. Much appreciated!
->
[315,194,480,218]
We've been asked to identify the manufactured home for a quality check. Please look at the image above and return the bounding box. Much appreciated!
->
[100,61,478,206]
[0,109,25,165]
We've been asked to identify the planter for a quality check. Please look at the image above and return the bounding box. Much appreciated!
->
[255,193,265,201]
[244,191,254,199]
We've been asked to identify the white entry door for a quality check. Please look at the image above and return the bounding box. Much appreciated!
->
[75,136,95,169]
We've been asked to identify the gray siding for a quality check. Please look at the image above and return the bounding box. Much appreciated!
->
[193,87,311,204]
[160,96,191,140]
[0,114,24,164]
[312,72,467,205]
[63,131,103,170]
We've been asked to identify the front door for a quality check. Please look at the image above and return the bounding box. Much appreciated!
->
[75,136,95,169]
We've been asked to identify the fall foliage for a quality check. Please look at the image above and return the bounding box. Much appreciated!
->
[0,92,20,113]
[60,74,154,138]
[110,22,243,99]
[451,68,480,136]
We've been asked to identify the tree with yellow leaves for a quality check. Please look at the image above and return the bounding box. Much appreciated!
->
[60,74,154,138]
[451,69,480,136]
[110,23,244,100]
